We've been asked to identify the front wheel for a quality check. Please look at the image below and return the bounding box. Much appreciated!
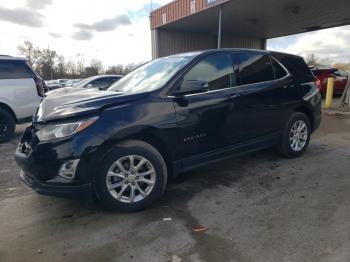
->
[278,112,311,158]
[94,140,168,212]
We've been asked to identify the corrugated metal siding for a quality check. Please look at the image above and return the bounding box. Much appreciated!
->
[150,0,210,29]
[222,36,264,49]
[152,29,265,58]
[153,29,216,58]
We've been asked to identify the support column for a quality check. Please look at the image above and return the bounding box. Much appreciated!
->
[260,39,267,50]
[151,29,159,59]
[217,5,222,49]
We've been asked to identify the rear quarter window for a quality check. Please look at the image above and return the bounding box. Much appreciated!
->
[0,60,35,79]
[271,58,288,79]
[272,53,314,82]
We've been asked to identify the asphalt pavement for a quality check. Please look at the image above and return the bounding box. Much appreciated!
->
[1,100,350,262]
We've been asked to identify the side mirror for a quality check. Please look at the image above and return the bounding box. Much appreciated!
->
[173,80,209,97]
[86,84,94,88]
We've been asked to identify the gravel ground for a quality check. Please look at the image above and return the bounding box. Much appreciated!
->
[1,100,350,262]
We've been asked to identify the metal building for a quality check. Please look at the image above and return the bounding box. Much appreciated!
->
[150,0,350,58]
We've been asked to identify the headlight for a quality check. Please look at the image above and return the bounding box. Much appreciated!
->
[36,117,98,141]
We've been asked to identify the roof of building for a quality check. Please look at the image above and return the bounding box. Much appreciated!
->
[151,0,350,39]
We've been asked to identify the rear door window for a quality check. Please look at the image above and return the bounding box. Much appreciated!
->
[183,54,236,92]
[0,60,34,79]
[238,54,274,85]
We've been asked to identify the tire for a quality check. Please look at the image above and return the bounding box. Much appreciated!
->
[278,112,311,158]
[0,108,16,143]
[94,140,168,212]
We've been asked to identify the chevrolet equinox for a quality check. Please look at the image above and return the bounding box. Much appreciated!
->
[15,49,322,212]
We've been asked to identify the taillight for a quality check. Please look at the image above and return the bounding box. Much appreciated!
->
[315,78,322,90]
[34,77,45,97]
[42,81,49,93]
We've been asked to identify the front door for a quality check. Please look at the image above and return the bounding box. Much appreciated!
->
[173,53,246,161]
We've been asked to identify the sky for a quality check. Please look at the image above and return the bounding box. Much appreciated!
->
[0,0,349,67]
[269,25,350,64]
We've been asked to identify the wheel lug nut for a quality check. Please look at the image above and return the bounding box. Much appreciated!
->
[125,181,129,184]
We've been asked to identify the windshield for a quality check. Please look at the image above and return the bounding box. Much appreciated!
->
[108,54,197,93]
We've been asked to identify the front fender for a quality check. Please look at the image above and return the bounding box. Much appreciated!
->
[86,99,178,164]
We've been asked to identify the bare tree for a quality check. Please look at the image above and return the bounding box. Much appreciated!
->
[56,55,66,77]
[17,41,41,67]
[65,59,77,77]
[37,48,57,80]
[106,65,124,75]
[16,41,144,80]
[75,53,85,76]
[306,53,318,66]
[89,59,103,74]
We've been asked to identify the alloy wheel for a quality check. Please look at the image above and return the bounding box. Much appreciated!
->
[106,155,156,203]
[289,120,308,152]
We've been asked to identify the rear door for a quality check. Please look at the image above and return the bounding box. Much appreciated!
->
[238,53,297,140]
[0,60,41,119]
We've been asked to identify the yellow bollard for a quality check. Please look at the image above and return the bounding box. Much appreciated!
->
[325,77,335,109]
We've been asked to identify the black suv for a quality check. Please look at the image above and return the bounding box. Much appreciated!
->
[15,49,321,212]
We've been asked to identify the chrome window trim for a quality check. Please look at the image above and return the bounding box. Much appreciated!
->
[270,56,290,79]
[168,75,292,98]
[167,54,292,99]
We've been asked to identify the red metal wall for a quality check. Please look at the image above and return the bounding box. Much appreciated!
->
[150,0,211,29]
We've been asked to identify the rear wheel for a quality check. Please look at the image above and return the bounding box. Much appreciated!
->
[94,140,167,212]
[278,112,311,158]
[0,108,15,143]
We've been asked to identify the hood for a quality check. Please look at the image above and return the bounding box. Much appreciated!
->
[35,88,148,122]
[45,86,87,96]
